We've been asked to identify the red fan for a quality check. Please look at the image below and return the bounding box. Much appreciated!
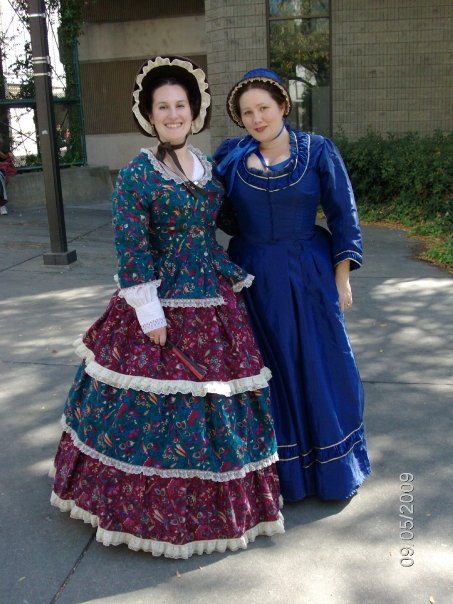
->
[165,339,207,380]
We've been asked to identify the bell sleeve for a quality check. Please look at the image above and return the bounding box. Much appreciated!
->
[318,137,363,270]
[112,163,167,332]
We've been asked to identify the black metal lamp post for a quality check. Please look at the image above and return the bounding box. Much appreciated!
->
[28,0,77,265]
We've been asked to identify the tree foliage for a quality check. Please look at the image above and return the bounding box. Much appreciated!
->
[7,0,88,99]
[4,1,92,165]
[270,20,329,85]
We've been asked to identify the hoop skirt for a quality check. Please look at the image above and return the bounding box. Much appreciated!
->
[214,129,372,502]
[50,147,284,558]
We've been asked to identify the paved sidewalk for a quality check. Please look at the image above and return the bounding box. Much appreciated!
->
[0,204,452,604]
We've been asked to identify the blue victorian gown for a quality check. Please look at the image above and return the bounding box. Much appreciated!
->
[214,127,371,502]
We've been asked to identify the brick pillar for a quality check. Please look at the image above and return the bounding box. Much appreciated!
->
[205,0,268,152]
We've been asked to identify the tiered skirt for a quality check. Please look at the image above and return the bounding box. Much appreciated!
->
[50,285,284,558]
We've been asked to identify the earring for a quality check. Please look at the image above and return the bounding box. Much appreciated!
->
[150,124,156,136]
[190,122,194,135]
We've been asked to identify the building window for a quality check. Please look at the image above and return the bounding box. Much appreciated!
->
[268,0,330,135]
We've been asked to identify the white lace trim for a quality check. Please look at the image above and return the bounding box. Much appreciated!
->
[161,296,225,308]
[114,275,252,306]
[140,316,167,332]
[50,492,285,559]
[136,299,166,328]
[233,274,255,292]
[59,418,279,481]
[118,282,161,305]
[119,290,167,334]
[74,338,272,396]
[142,145,212,187]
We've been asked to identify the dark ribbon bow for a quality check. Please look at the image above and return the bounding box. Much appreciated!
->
[156,141,206,198]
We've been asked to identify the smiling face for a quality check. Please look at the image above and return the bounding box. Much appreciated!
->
[149,83,193,144]
[238,87,286,143]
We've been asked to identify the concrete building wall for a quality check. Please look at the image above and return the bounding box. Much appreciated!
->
[205,0,268,152]
[85,131,211,175]
[332,0,453,138]
[8,166,113,207]
[78,16,206,62]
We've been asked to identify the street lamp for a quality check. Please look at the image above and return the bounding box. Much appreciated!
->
[28,0,76,265]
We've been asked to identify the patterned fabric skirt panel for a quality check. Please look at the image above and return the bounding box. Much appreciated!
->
[83,284,266,384]
[62,366,278,476]
[51,433,284,558]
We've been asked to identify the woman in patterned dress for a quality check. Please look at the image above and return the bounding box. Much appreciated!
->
[214,68,371,503]
[50,56,284,558]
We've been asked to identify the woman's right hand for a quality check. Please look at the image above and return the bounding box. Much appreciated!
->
[146,326,167,346]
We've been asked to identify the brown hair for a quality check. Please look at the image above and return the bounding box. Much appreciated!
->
[233,81,288,119]
[144,76,201,121]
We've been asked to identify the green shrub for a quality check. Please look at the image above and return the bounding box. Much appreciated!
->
[333,129,453,224]
[333,129,453,270]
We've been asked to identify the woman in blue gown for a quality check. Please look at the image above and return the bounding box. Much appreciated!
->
[214,68,371,502]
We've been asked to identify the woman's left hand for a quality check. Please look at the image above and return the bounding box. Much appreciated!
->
[146,326,167,346]
[335,260,353,312]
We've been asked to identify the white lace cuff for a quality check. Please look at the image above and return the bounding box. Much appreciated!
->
[135,300,167,333]
[118,279,161,305]
[120,281,167,333]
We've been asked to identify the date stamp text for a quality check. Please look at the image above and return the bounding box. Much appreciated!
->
[399,472,414,567]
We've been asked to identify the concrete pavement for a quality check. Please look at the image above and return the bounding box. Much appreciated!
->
[0,203,452,604]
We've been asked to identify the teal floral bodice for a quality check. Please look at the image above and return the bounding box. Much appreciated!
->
[112,146,250,303]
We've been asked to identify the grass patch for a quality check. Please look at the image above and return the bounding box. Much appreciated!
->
[358,203,452,273]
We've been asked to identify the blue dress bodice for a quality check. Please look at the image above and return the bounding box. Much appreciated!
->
[214,128,362,268]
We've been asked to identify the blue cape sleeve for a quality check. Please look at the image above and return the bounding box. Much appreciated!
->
[213,138,242,177]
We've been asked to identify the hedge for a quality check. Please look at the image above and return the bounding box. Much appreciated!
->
[333,130,453,226]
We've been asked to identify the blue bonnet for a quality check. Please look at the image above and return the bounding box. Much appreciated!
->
[226,67,291,128]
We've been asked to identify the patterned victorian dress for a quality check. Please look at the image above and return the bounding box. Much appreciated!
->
[50,146,284,558]
[214,128,371,502]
